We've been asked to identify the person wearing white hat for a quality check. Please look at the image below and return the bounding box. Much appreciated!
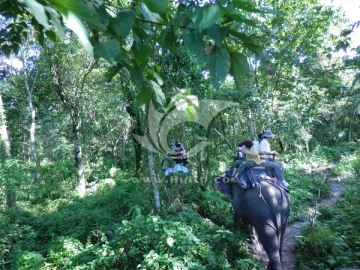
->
[259,130,289,189]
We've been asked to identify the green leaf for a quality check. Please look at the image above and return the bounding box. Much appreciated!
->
[184,105,199,121]
[111,9,136,38]
[136,87,153,105]
[45,6,65,39]
[152,72,163,86]
[130,69,144,86]
[191,4,220,31]
[94,37,120,62]
[222,8,258,27]
[132,42,150,67]
[207,24,225,46]
[105,64,123,81]
[143,0,169,15]
[50,0,108,32]
[208,46,230,89]
[160,28,177,52]
[137,3,161,23]
[229,52,250,97]
[232,0,259,12]
[45,30,57,42]
[147,79,166,106]
[227,30,262,53]
[183,29,206,63]
[61,11,94,56]
[22,0,49,28]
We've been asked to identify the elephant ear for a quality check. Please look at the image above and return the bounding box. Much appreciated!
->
[213,175,232,197]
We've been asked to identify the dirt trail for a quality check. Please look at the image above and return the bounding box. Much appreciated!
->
[254,179,344,270]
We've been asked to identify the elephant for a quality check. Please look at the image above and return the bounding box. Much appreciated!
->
[232,176,290,270]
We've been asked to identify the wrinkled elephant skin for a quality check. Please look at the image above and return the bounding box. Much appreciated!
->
[232,181,290,270]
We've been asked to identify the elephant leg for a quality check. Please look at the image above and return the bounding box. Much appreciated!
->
[255,224,283,270]
[232,186,244,228]
[279,223,287,262]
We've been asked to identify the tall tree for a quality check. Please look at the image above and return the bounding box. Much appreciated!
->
[43,41,96,197]
[0,95,15,207]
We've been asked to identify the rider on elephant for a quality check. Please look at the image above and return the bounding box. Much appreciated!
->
[259,130,289,189]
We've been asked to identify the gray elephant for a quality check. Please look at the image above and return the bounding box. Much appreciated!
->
[232,179,290,270]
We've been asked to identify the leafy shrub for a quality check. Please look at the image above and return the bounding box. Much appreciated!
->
[285,169,330,222]
[110,213,259,270]
[0,220,40,270]
[196,187,234,227]
[31,159,77,200]
[352,150,360,177]
[47,236,84,268]
[13,251,44,270]
[296,224,352,269]
[296,179,360,269]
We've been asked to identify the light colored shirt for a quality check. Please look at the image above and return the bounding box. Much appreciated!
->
[252,140,260,151]
[259,139,271,160]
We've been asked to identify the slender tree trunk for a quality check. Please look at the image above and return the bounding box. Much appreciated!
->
[24,75,40,181]
[148,151,160,212]
[0,96,11,158]
[73,115,85,197]
[247,106,255,137]
[126,101,143,176]
[0,95,16,207]
[348,115,352,142]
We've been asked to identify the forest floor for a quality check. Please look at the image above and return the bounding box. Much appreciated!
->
[254,167,345,270]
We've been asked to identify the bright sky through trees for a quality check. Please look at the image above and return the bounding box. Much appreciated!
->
[326,0,360,48]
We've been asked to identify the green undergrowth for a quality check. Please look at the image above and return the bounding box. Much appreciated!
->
[0,162,260,270]
[296,177,360,270]
[1,144,359,269]
[295,146,360,270]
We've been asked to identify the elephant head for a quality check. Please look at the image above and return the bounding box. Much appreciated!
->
[232,179,290,270]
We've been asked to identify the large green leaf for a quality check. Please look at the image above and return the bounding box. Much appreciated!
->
[227,29,262,53]
[111,9,136,38]
[208,46,230,89]
[160,28,177,52]
[46,6,65,39]
[183,29,206,63]
[229,52,250,97]
[50,0,108,32]
[132,42,150,67]
[62,11,94,56]
[130,69,144,86]
[22,0,49,28]
[137,3,161,23]
[207,24,225,46]
[147,79,166,106]
[143,0,168,15]
[191,4,220,31]
[94,37,120,62]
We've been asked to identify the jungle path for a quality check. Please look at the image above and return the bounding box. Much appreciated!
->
[254,172,344,269]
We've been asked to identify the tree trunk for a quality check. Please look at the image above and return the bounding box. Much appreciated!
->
[24,74,40,181]
[148,151,160,212]
[0,95,16,207]
[73,116,86,197]
[247,106,255,138]
[348,116,352,142]
[126,102,143,176]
